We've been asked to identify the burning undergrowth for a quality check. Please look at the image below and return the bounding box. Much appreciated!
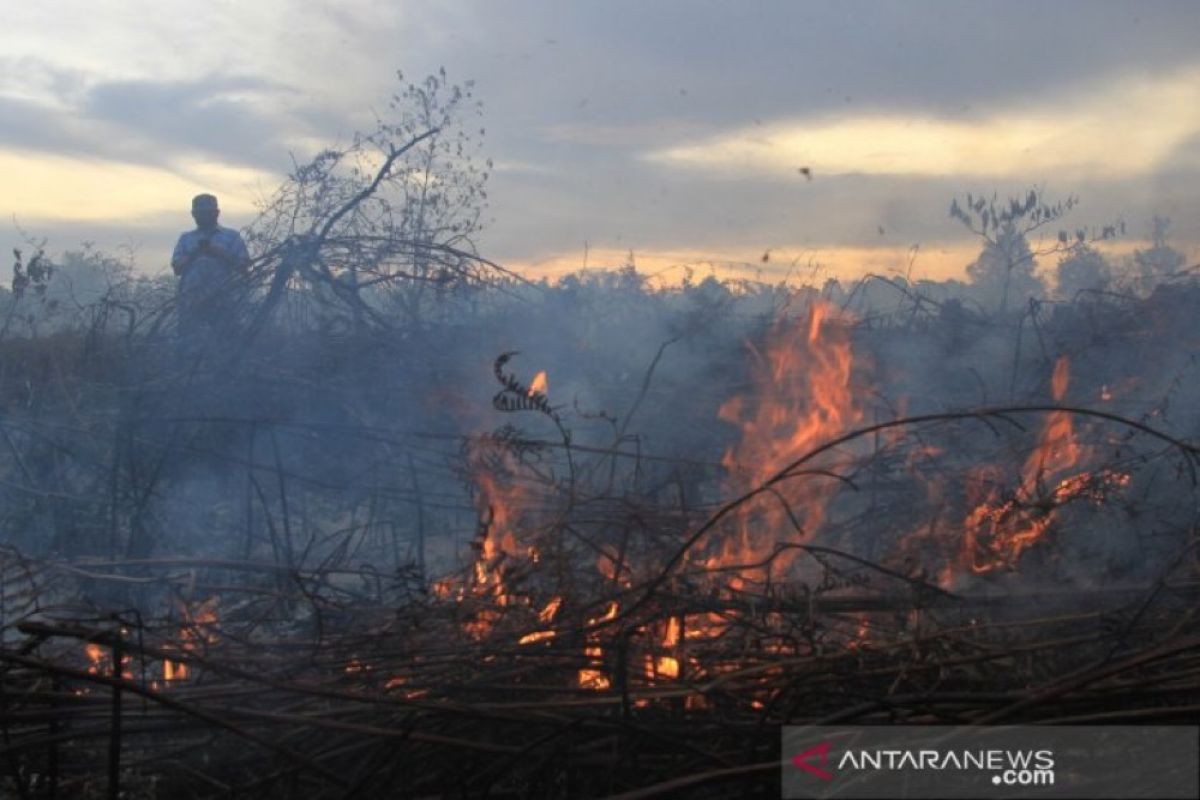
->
[1,270,1199,797]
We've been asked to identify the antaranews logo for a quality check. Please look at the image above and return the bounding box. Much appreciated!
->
[782,725,1198,800]
[791,742,834,781]
[788,741,1055,788]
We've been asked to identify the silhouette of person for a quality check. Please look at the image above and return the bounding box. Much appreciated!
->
[171,193,250,346]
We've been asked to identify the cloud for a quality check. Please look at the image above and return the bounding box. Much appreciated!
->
[0,149,272,223]
[644,65,1200,181]
[0,67,306,169]
[440,0,1200,139]
[80,76,299,169]
[540,119,720,149]
[4,1,1199,280]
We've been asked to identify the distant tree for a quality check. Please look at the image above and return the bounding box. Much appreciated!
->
[964,218,1045,314]
[1055,242,1112,299]
[951,189,1070,314]
[1132,215,1186,294]
[951,189,1121,314]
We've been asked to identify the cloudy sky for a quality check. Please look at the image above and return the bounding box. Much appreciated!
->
[3,1,1198,283]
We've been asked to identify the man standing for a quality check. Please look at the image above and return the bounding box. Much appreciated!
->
[171,193,251,344]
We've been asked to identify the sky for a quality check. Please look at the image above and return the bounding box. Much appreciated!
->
[2,0,1198,284]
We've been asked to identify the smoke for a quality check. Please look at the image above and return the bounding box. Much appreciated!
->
[0,232,1197,621]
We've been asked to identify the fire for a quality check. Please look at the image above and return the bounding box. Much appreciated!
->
[459,440,532,638]
[528,370,548,396]
[475,466,521,574]
[515,597,560,647]
[959,356,1125,576]
[578,601,618,690]
[846,615,871,650]
[435,422,551,642]
[161,598,220,684]
[84,643,105,673]
[537,595,562,623]
[1036,357,1079,478]
[712,301,862,584]
[655,656,680,678]
[663,615,680,647]
[82,640,132,681]
[644,616,682,680]
[657,616,681,678]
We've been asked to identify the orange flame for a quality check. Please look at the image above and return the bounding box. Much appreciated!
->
[645,616,683,680]
[663,616,681,648]
[461,443,531,637]
[82,641,133,680]
[518,630,556,645]
[712,301,862,584]
[162,598,220,684]
[578,601,618,689]
[959,356,1115,575]
[537,596,563,624]
[528,370,548,396]
[1032,357,1080,480]
[84,643,106,674]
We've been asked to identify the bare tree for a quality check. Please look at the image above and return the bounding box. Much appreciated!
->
[243,70,494,337]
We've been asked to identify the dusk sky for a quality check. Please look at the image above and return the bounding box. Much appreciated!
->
[3,1,1198,283]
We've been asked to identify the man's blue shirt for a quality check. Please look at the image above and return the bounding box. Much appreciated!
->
[171,225,250,296]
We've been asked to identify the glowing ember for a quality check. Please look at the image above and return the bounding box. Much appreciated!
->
[578,601,618,690]
[161,598,221,684]
[537,596,563,624]
[84,643,106,674]
[655,656,680,678]
[846,615,871,650]
[644,616,683,680]
[163,659,183,682]
[82,641,133,681]
[663,616,681,648]
[518,630,556,645]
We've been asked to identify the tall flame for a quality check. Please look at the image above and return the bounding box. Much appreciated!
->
[960,356,1094,575]
[711,301,862,584]
[461,443,530,638]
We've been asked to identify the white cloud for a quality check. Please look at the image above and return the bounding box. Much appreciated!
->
[646,65,1200,181]
[0,1,413,117]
